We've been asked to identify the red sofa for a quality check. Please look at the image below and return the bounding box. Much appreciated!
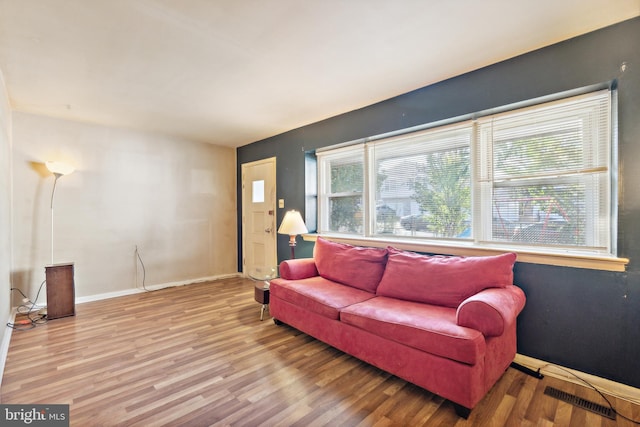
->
[269,238,526,418]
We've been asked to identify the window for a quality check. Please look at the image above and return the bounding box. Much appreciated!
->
[318,146,364,234]
[476,92,611,251]
[371,124,473,238]
[252,180,265,203]
[317,90,615,257]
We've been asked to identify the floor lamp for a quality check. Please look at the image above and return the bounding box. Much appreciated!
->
[45,160,77,320]
[45,161,75,265]
[277,210,308,259]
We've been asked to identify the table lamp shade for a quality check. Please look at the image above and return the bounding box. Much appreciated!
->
[278,210,308,259]
[278,210,308,235]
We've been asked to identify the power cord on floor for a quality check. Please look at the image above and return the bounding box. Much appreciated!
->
[541,363,640,424]
[7,280,48,330]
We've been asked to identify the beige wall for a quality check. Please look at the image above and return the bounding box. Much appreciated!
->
[11,113,237,304]
[0,69,12,380]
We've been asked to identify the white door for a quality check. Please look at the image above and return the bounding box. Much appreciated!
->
[241,157,277,279]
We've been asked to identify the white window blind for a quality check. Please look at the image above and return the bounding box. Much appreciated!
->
[369,123,473,238]
[316,89,614,256]
[476,90,611,251]
[317,145,365,234]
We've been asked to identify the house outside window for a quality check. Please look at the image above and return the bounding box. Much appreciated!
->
[317,90,614,257]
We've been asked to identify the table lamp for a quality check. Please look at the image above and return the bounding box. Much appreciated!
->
[277,210,308,259]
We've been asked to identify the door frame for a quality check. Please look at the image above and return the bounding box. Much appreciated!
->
[241,157,277,276]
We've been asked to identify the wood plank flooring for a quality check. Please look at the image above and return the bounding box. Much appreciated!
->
[2,277,639,426]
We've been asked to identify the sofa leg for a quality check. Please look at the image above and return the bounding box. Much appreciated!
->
[453,403,471,419]
[273,318,284,326]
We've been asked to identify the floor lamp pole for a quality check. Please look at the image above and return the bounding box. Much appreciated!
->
[50,173,61,265]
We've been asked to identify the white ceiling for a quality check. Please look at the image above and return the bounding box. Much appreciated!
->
[0,1,638,148]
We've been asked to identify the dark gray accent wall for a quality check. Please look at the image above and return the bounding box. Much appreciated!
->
[237,17,640,388]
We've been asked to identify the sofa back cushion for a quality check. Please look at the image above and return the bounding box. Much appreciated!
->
[314,237,388,293]
[376,248,517,307]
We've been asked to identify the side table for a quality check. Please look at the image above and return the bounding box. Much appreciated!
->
[248,266,277,321]
[254,282,270,321]
[45,262,75,320]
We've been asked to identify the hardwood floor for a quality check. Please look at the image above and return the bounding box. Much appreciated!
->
[2,277,639,426]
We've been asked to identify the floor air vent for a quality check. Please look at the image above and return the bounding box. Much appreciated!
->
[544,386,616,420]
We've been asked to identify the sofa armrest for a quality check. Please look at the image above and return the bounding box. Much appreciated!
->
[279,258,319,280]
[456,285,526,337]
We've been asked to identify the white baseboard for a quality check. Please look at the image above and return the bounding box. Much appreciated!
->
[514,353,640,405]
[0,308,17,392]
[76,273,242,304]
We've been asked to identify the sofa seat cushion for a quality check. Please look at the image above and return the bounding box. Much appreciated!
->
[270,276,376,320]
[340,296,485,365]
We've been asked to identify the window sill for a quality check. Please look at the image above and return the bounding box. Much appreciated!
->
[302,234,629,272]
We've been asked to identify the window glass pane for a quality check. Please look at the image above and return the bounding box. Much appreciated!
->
[318,148,364,235]
[481,91,610,251]
[373,125,472,238]
[252,180,264,203]
[493,124,583,179]
[329,195,363,233]
[493,181,587,246]
[330,158,363,193]
[413,148,471,238]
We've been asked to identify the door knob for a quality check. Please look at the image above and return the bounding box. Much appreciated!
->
[265,227,272,233]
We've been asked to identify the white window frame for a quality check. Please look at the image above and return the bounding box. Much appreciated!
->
[475,91,612,253]
[315,89,628,272]
[368,122,473,238]
[317,144,365,235]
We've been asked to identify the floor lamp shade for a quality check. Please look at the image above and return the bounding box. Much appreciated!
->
[278,210,308,258]
[46,161,75,176]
